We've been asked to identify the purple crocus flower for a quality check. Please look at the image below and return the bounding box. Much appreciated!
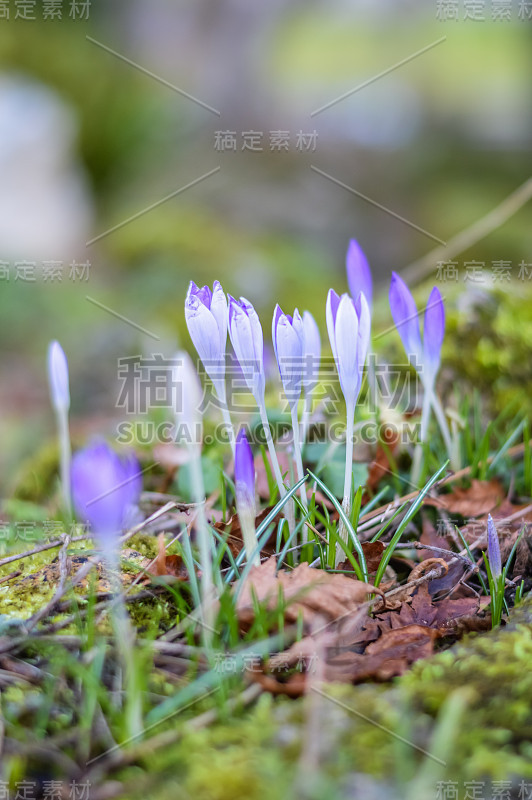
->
[235,428,259,565]
[487,514,502,579]
[326,288,371,410]
[235,428,256,513]
[272,304,304,410]
[346,239,372,309]
[301,311,321,396]
[185,280,228,398]
[228,295,265,405]
[389,272,444,384]
[71,440,142,546]
[47,340,70,412]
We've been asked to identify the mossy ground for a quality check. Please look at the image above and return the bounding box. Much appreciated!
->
[118,606,532,800]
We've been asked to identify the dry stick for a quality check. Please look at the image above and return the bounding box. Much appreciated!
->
[357,439,531,530]
[382,564,448,604]
[394,541,475,571]
[0,501,181,573]
[402,176,532,285]
[0,570,21,584]
[0,534,89,569]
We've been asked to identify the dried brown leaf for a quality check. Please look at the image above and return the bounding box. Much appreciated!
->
[425,479,503,517]
[236,556,384,627]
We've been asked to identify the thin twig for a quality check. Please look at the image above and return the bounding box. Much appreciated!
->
[402,177,532,284]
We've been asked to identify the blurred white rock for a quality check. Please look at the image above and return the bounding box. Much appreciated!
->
[0,74,93,261]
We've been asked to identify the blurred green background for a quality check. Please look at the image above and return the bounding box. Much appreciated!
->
[0,0,531,488]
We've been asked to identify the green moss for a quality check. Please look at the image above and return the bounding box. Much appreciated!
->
[116,603,532,800]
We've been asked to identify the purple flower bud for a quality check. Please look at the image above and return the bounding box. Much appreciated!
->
[389,272,445,384]
[71,440,142,544]
[487,514,502,579]
[326,289,370,409]
[346,239,372,309]
[185,280,228,396]
[272,304,304,409]
[423,286,445,379]
[47,340,70,412]
[235,428,255,512]
[228,295,265,405]
[389,272,422,366]
[301,311,321,395]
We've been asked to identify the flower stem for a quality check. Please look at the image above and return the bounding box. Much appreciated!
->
[216,381,235,456]
[431,393,459,470]
[240,505,260,567]
[291,404,308,541]
[189,444,216,645]
[338,401,355,557]
[300,393,312,447]
[258,404,286,499]
[411,382,433,487]
[259,403,295,534]
[56,407,72,518]
[220,404,236,455]
[103,544,143,741]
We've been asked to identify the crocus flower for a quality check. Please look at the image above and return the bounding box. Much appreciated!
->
[228,295,288,507]
[71,440,142,545]
[235,428,256,515]
[272,305,304,410]
[389,272,444,386]
[48,340,70,412]
[185,280,228,400]
[172,350,203,447]
[301,310,321,396]
[326,289,371,410]
[487,514,502,579]
[234,428,259,567]
[346,239,372,309]
[390,272,453,483]
[228,295,265,405]
[326,289,371,562]
[47,340,72,515]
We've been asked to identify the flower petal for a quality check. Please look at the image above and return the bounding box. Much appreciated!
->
[356,291,371,374]
[71,440,140,540]
[302,310,321,393]
[274,309,303,406]
[185,291,223,370]
[326,288,341,363]
[47,340,70,412]
[210,280,228,351]
[229,296,265,403]
[235,428,255,510]
[487,514,502,579]
[346,239,373,308]
[389,272,422,368]
[423,286,445,382]
[334,294,359,406]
